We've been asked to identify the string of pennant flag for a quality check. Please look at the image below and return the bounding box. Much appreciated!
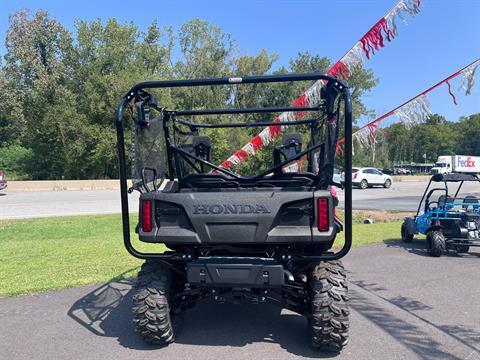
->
[336,58,480,155]
[218,0,422,170]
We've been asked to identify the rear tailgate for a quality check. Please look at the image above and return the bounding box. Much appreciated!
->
[138,190,335,244]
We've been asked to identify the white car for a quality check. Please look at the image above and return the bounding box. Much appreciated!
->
[342,167,392,189]
[332,168,342,185]
[0,170,6,191]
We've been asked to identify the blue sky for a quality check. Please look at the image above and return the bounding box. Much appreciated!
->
[1,0,479,123]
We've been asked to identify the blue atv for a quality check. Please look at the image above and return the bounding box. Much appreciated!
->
[401,173,480,257]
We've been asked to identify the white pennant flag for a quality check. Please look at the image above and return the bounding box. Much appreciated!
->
[460,59,480,96]
[393,95,432,128]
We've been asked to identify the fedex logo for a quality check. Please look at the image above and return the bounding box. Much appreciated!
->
[457,156,476,168]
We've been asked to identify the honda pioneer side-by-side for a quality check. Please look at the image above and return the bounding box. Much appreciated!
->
[115,73,353,351]
[402,173,480,256]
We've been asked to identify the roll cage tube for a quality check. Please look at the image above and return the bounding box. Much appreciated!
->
[439,178,480,208]
[170,138,325,181]
[453,181,465,199]
[415,174,480,217]
[424,188,448,212]
[415,177,449,217]
[115,73,353,261]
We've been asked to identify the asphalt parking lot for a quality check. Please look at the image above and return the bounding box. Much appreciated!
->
[0,190,140,220]
[1,243,479,360]
[335,179,480,211]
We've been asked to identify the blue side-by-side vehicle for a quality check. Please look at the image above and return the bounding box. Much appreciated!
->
[402,173,480,257]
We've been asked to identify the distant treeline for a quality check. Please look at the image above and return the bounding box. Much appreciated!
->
[0,10,476,180]
[351,113,480,168]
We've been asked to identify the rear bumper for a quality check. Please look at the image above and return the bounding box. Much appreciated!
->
[186,257,284,288]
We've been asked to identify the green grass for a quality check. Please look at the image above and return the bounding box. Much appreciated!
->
[0,214,402,297]
[351,221,402,246]
[0,214,164,297]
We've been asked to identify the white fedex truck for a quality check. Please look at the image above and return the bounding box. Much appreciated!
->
[431,155,480,175]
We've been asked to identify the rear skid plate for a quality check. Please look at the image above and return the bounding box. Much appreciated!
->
[187,258,284,288]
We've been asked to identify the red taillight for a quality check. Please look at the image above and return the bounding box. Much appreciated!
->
[142,200,153,232]
[317,198,329,232]
[353,172,358,179]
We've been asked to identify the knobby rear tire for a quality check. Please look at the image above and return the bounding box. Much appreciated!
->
[132,260,179,345]
[309,260,349,352]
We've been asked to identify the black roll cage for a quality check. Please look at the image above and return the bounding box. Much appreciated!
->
[415,173,480,217]
[116,72,353,262]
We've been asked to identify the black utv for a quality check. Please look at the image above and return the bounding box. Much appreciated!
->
[115,73,353,351]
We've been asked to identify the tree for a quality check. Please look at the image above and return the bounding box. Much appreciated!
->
[426,113,447,125]
[174,19,234,111]
[456,114,480,155]
[410,124,455,163]
[71,18,174,178]
[288,52,378,122]
[372,113,459,167]
[0,145,33,179]
[1,10,82,179]
[385,123,413,163]
[0,10,382,179]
